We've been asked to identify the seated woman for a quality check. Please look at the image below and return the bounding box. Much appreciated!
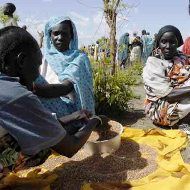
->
[143,25,190,128]
[0,26,104,175]
[34,17,95,118]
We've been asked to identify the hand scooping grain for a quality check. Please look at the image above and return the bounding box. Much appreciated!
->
[94,115,111,132]
[89,124,121,141]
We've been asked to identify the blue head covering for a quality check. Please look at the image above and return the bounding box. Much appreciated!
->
[43,16,95,114]
[118,33,129,62]
[44,16,78,52]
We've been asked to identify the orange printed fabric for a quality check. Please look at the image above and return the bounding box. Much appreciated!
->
[144,54,190,127]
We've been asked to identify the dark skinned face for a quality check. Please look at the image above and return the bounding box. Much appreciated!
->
[50,22,72,52]
[159,32,178,60]
[20,49,42,90]
[4,48,42,90]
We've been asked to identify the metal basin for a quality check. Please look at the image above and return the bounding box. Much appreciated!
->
[84,120,123,155]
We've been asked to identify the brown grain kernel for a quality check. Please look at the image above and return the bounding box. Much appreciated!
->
[50,140,157,189]
[89,124,121,142]
[19,141,157,190]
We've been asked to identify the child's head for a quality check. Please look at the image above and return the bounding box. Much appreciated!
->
[0,26,42,90]
[3,3,16,16]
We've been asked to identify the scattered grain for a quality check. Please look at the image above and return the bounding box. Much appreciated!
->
[50,140,157,190]
[17,126,157,190]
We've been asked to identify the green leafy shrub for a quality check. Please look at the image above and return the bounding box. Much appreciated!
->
[92,61,142,115]
[130,62,143,76]
[124,62,143,85]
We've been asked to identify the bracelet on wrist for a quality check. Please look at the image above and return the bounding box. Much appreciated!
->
[90,115,103,125]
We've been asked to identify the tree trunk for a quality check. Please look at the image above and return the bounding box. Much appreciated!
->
[110,12,117,75]
[103,0,120,75]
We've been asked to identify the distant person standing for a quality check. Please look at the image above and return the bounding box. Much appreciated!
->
[81,46,87,54]
[90,44,95,57]
[118,32,130,68]
[2,3,18,27]
[94,41,99,61]
[141,30,153,63]
[146,32,154,56]
[100,49,106,61]
[152,33,158,51]
[130,32,138,45]
[130,36,142,64]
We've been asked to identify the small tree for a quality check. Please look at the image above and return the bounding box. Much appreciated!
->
[103,0,135,75]
[103,0,121,75]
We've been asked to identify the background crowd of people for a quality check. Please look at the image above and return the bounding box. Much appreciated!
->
[80,30,156,69]
[117,30,156,68]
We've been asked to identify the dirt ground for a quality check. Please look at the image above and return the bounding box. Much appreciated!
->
[114,83,155,129]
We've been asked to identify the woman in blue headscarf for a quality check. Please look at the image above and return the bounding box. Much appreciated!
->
[117,33,130,68]
[34,17,95,118]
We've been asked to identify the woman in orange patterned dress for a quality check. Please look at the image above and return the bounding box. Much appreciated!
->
[143,25,190,128]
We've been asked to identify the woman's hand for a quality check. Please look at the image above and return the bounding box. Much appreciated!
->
[71,110,92,121]
[94,115,111,132]
[59,110,92,126]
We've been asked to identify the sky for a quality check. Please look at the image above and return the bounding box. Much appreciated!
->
[0,0,190,46]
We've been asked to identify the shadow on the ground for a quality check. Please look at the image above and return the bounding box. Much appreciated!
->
[111,109,145,126]
[51,139,146,190]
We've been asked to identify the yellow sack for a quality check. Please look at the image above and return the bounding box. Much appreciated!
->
[84,127,190,190]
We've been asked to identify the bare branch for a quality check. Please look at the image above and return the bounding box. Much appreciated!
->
[102,0,138,74]
[114,0,121,10]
